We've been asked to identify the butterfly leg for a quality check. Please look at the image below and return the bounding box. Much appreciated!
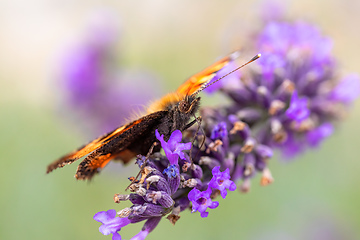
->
[188,115,205,167]
[181,116,199,131]
[125,141,158,191]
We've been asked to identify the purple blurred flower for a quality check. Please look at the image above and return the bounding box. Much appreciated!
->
[58,10,161,134]
[188,187,219,218]
[60,10,119,108]
[208,166,236,199]
[61,40,104,107]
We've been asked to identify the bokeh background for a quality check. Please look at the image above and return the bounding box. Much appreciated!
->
[1,0,360,239]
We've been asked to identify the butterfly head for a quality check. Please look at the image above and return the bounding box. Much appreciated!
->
[178,95,201,114]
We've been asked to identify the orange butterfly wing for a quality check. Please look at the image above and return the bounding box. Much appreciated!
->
[46,111,167,180]
[46,126,127,174]
[147,52,238,114]
[176,52,238,97]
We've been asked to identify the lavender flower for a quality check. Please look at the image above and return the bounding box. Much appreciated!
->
[188,187,219,218]
[155,129,191,165]
[93,18,359,240]
[208,166,236,199]
[183,19,359,191]
[93,209,131,240]
[94,130,189,239]
[94,129,233,239]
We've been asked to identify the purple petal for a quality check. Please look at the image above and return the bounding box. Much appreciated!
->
[200,212,209,218]
[208,167,236,199]
[229,182,237,191]
[94,210,130,237]
[93,209,117,223]
[112,232,121,240]
[131,230,148,240]
[155,129,191,165]
[285,90,310,123]
[307,123,334,147]
[209,201,219,209]
[188,187,219,218]
[330,74,360,104]
[168,130,183,148]
[220,190,228,199]
[131,217,161,240]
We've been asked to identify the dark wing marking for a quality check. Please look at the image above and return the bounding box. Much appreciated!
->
[47,125,125,173]
[47,111,167,178]
[74,111,168,180]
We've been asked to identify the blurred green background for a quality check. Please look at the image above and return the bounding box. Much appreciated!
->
[1,0,360,239]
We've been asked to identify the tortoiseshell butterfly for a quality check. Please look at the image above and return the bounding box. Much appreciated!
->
[47,52,260,180]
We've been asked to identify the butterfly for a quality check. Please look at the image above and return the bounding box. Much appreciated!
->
[46,52,260,180]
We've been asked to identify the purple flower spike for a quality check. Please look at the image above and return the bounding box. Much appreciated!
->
[94,209,131,240]
[89,18,359,240]
[208,166,237,199]
[285,90,310,123]
[307,123,334,147]
[155,129,191,165]
[188,187,219,218]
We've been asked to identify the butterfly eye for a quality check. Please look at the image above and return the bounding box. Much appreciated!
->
[178,100,191,113]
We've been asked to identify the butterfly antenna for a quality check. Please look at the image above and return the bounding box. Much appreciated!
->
[194,53,261,95]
